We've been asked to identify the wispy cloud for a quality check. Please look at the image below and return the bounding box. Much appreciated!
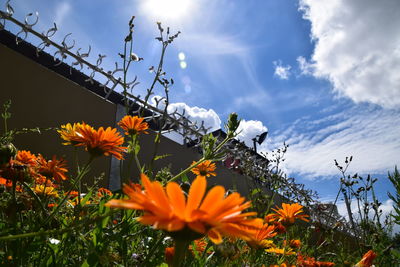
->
[266,106,400,179]
[273,60,291,80]
[54,2,71,26]
[299,0,400,109]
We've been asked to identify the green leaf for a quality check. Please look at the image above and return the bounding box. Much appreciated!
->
[81,191,92,206]
[181,173,189,183]
[154,154,172,161]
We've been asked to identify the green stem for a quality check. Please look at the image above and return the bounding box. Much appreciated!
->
[40,157,94,227]
[0,210,115,241]
[167,158,206,183]
[21,182,48,215]
[167,134,233,183]
[172,239,190,267]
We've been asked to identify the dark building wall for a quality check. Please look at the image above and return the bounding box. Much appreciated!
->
[0,38,281,203]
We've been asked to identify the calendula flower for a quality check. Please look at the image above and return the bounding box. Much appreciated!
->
[270,203,309,225]
[58,122,87,145]
[297,254,335,267]
[270,264,295,267]
[65,191,79,198]
[105,174,258,244]
[37,155,68,182]
[189,238,210,255]
[284,239,301,249]
[33,185,59,198]
[191,160,217,179]
[0,177,12,187]
[247,219,277,248]
[355,250,377,267]
[97,187,113,198]
[118,115,149,135]
[15,150,37,166]
[165,247,175,266]
[72,125,126,160]
[266,247,296,256]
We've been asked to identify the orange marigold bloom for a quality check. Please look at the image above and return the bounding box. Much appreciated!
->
[165,247,175,266]
[191,160,217,179]
[15,150,37,166]
[266,247,296,256]
[0,177,12,187]
[284,239,301,249]
[247,219,277,248]
[97,187,113,198]
[271,203,309,225]
[118,115,149,135]
[58,122,87,145]
[73,125,126,160]
[189,238,210,254]
[65,190,79,198]
[270,264,295,267]
[33,185,59,198]
[38,155,68,182]
[297,254,335,267]
[355,250,377,267]
[105,174,258,244]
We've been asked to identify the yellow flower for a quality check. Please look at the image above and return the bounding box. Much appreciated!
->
[191,160,216,179]
[33,185,59,198]
[118,115,149,135]
[105,174,258,244]
[270,203,309,225]
[265,247,296,256]
[58,122,87,145]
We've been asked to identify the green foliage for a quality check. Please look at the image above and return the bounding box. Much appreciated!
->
[388,166,400,224]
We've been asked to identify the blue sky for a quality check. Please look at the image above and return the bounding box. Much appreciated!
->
[5,0,400,219]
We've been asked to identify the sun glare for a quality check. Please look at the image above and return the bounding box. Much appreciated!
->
[141,0,192,22]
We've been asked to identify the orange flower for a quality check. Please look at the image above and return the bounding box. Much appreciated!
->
[105,174,258,244]
[33,185,59,198]
[15,150,37,166]
[271,203,309,225]
[191,160,216,179]
[97,187,113,198]
[247,219,277,248]
[165,247,175,266]
[65,190,79,198]
[355,250,377,267]
[189,238,210,254]
[284,239,301,249]
[0,177,12,188]
[58,122,87,145]
[38,155,68,182]
[297,254,335,267]
[270,264,295,267]
[118,115,149,135]
[73,125,126,160]
[266,247,296,256]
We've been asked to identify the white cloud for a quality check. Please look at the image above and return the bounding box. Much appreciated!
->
[235,119,268,147]
[182,33,250,56]
[167,102,221,132]
[151,97,221,132]
[336,199,398,233]
[299,0,400,108]
[297,56,313,75]
[54,2,71,26]
[266,106,400,179]
[273,60,291,80]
